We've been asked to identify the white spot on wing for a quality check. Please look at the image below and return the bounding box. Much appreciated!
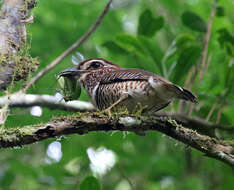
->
[148,77,172,100]
[177,85,183,92]
[148,76,154,86]
[148,76,161,89]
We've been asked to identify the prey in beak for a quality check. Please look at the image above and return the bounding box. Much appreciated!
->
[57,68,84,102]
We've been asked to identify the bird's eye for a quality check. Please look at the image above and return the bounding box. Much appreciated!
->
[90,62,101,69]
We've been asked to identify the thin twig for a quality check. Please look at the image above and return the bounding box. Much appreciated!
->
[206,103,217,122]
[187,2,217,115]
[24,0,113,91]
[178,66,195,113]
[216,106,223,124]
[198,0,217,83]
[185,149,194,174]
[117,165,135,190]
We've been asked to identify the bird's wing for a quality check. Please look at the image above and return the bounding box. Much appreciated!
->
[100,68,169,84]
[99,68,198,103]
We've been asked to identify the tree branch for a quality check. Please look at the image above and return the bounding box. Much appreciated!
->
[0,113,233,168]
[24,0,113,91]
[0,93,233,136]
[0,92,94,111]
[156,112,234,136]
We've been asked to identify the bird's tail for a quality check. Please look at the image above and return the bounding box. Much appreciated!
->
[173,85,198,104]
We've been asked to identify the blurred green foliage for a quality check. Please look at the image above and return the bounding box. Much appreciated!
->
[0,0,234,189]
[80,176,101,190]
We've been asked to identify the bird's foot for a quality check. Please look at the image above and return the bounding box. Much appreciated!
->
[102,108,112,118]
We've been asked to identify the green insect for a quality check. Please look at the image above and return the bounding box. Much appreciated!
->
[57,74,81,102]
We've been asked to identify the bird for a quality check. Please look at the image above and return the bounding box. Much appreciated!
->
[59,58,198,115]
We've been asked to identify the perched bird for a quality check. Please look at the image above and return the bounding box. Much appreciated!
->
[59,58,198,115]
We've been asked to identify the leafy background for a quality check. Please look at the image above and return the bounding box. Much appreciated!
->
[1,0,234,189]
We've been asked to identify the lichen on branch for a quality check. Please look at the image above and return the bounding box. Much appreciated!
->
[0,112,233,168]
[0,0,37,90]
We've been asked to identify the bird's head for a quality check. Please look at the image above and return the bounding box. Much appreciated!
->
[59,58,120,79]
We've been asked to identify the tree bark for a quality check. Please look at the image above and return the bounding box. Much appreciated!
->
[0,0,37,90]
[0,112,233,168]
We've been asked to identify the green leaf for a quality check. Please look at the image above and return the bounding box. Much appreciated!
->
[138,36,163,74]
[102,41,127,54]
[80,176,101,190]
[163,33,195,63]
[137,9,164,37]
[103,34,162,74]
[216,6,225,17]
[172,45,201,83]
[114,34,148,59]
[226,42,234,56]
[181,176,205,190]
[174,33,196,49]
[218,28,234,56]
[224,61,234,96]
[218,28,234,46]
[162,33,196,77]
[181,11,207,33]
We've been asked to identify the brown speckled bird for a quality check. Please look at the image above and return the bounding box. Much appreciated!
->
[59,58,198,115]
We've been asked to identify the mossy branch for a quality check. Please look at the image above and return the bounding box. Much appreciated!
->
[1,94,233,137]
[0,0,37,90]
[0,112,233,168]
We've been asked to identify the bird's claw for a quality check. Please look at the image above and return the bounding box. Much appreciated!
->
[102,108,112,118]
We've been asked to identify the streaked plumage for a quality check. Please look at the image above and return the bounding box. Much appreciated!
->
[59,58,198,113]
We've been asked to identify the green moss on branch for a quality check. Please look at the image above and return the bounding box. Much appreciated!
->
[0,112,233,168]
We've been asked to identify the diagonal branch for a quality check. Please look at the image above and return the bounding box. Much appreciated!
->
[198,0,217,82]
[24,0,113,91]
[0,113,233,168]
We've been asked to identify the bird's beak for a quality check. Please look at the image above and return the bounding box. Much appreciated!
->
[58,67,87,77]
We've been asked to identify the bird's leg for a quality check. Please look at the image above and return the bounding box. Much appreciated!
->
[103,93,129,117]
